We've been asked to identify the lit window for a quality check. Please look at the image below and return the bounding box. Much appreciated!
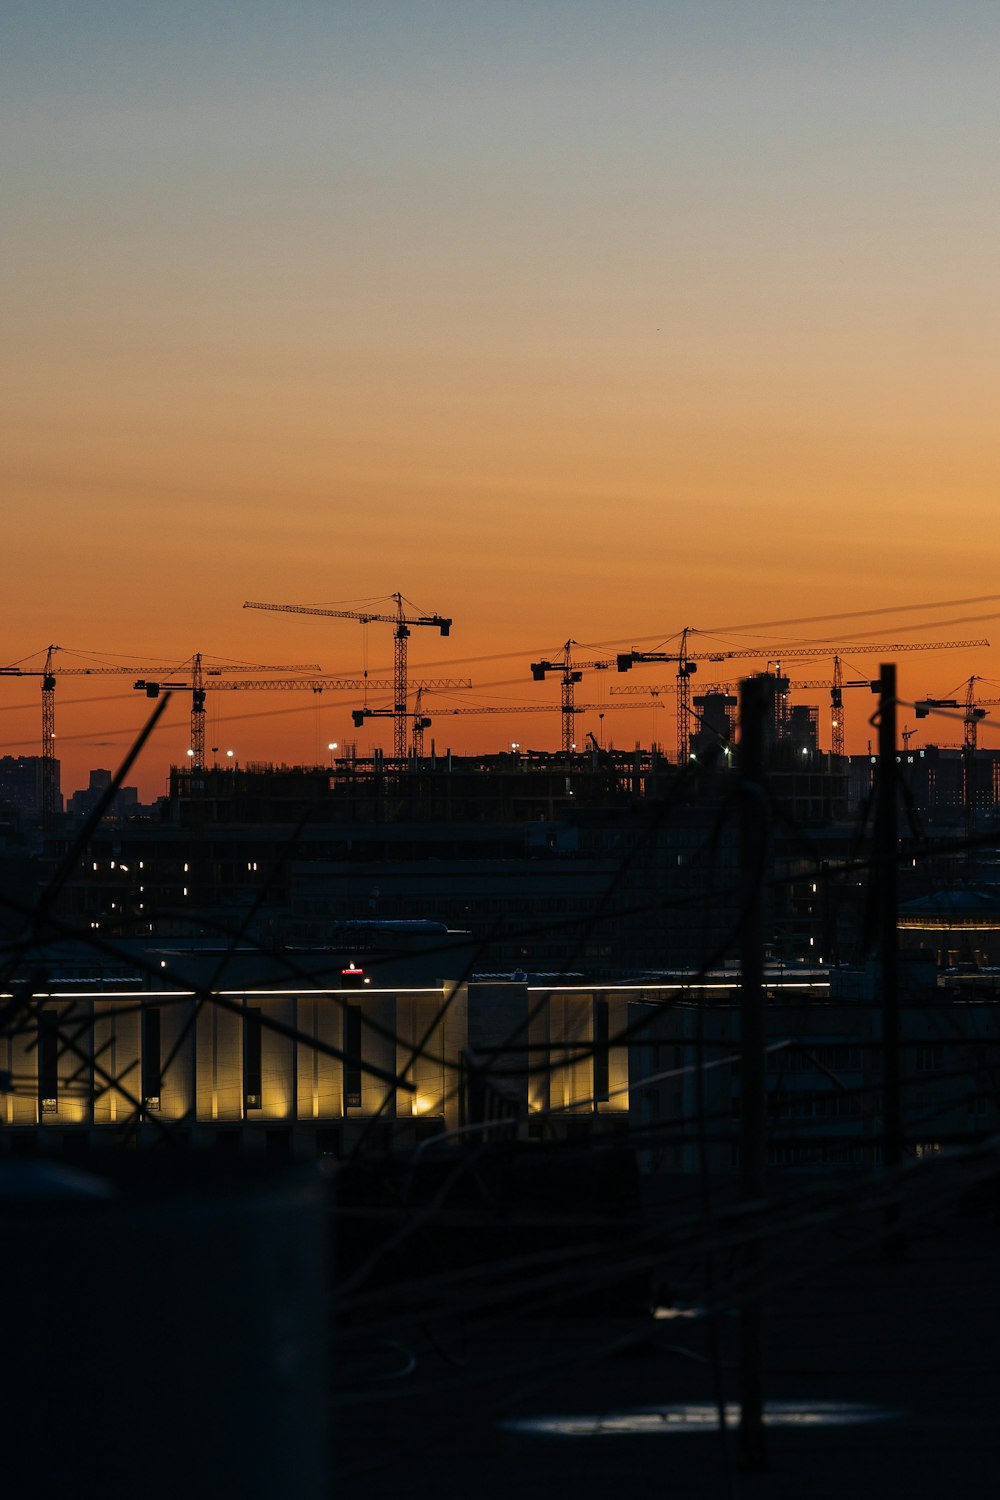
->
[344,1004,362,1108]
[244,1007,262,1110]
[38,1012,59,1115]
[142,1007,162,1111]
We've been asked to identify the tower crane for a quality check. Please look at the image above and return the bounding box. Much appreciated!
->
[350,703,432,754]
[529,641,615,753]
[410,686,432,757]
[177,651,327,767]
[137,671,470,767]
[0,646,172,818]
[914,676,1000,839]
[784,660,878,758]
[135,671,396,768]
[347,680,474,756]
[914,676,1000,754]
[0,645,64,818]
[617,636,990,761]
[407,684,472,756]
[615,627,700,762]
[793,652,988,758]
[1,647,322,817]
[962,677,998,755]
[244,594,452,761]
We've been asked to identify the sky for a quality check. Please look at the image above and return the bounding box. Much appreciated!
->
[3,2,1000,797]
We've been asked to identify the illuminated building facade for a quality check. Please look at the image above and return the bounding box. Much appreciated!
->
[6,943,995,1170]
[1,961,631,1155]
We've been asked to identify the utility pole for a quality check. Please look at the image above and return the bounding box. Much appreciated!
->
[738,675,769,1471]
[40,645,57,821]
[876,663,904,1259]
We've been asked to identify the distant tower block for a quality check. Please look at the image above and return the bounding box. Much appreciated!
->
[745,672,791,747]
[691,691,738,759]
[787,703,820,757]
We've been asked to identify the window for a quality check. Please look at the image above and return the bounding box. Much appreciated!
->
[142,1006,161,1110]
[38,1011,58,1114]
[244,1007,262,1110]
[344,1004,362,1109]
[593,998,610,1104]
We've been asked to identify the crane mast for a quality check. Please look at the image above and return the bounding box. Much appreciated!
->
[831,656,844,759]
[963,676,990,754]
[191,653,206,771]
[393,603,409,760]
[675,628,697,763]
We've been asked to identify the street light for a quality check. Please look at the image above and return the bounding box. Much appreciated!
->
[328,741,338,765]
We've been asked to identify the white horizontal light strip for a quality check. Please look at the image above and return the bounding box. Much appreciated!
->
[527,982,829,993]
[5,986,450,1001]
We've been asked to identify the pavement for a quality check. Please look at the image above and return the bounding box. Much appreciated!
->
[329,1164,1000,1498]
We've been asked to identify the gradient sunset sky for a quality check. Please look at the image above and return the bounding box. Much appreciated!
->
[4,2,1000,796]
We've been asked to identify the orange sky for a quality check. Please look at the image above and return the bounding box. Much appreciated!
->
[4,4,1000,798]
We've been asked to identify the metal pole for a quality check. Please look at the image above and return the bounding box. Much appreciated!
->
[877,663,904,1257]
[738,675,769,1471]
